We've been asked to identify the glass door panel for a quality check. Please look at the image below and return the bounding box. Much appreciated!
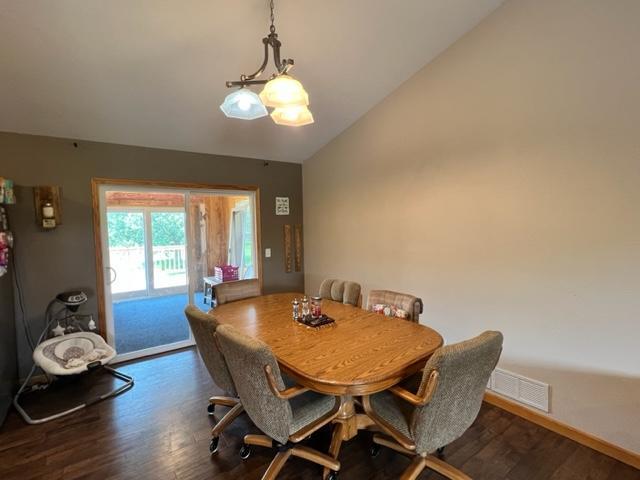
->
[106,211,147,296]
[187,192,258,312]
[229,199,256,279]
[151,211,187,291]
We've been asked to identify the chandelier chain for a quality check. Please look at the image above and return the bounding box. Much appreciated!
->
[269,0,276,33]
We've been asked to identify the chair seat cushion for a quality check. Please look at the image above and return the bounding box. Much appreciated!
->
[369,373,423,439]
[289,391,336,435]
[370,389,413,439]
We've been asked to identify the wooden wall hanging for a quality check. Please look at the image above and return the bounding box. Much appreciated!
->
[283,224,292,273]
[294,224,303,272]
[34,185,62,228]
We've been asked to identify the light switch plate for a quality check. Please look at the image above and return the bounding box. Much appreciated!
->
[265,248,271,258]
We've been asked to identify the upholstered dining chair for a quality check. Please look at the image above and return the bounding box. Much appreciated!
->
[184,306,243,455]
[367,289,424,323]
[213,278,261,305]
[363,331,503,480]
[319,279,361,306]
[216,324,342,480]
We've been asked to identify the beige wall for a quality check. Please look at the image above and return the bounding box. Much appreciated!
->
[303,0,640,453]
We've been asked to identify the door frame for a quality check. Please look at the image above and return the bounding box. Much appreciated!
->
[91,177,262,355]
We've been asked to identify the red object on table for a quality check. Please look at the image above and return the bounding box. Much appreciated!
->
[214,265,239,282]
[311,296,322,318]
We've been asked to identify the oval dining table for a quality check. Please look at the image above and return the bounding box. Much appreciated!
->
[210,293,443,477]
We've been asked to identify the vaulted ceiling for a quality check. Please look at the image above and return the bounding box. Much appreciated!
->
[0,0,502,163]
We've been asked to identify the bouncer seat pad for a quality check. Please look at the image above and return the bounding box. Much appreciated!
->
[33,332,117,376]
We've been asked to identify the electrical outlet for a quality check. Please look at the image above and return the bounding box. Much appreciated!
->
[265,248,271,258]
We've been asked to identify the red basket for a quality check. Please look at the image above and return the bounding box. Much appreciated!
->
[214,265,239,282]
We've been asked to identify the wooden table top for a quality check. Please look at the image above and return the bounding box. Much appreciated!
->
[210,293,443,395]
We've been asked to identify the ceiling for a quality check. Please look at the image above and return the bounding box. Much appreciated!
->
[0,0,502,163]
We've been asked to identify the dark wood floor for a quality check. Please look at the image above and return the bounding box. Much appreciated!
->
[1,349,637,480]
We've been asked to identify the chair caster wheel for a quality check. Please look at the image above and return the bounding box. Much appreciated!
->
[239,444,252,459]
[436,446,445,456]
[207,404,215,415]
[369,444,381,458]
[327,471,339,480]
[209,436,219,454]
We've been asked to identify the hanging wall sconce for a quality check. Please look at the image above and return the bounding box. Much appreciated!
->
[220,0,314,127]
[34,186,62,230]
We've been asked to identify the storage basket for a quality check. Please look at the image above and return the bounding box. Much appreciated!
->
[214,265,239,282]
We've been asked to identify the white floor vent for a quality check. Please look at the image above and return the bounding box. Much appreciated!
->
[488,368,549,412]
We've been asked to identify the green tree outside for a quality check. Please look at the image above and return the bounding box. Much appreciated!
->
[151,212,185,246]
[107,212,144,247]
[107,212,185,247]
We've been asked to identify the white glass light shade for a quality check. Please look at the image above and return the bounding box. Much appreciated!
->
[220,89,268,120]
[259,75,309,108]
[270,105,314,127]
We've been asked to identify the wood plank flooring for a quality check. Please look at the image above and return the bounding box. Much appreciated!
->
[0,348,637,479]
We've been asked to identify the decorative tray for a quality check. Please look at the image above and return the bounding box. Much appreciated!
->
[296,314,335,328]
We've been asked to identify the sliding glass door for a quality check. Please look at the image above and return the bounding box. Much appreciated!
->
[97,184,259,362]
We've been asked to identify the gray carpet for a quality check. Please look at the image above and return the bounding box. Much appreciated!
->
[113,292,206,354]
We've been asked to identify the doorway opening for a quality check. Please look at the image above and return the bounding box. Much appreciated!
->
[93,180,260,362]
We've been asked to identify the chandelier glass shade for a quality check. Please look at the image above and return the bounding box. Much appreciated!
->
[270,105,314,127]
[220,88,268,120]
[259,75,309,108]
[221,0,313,126]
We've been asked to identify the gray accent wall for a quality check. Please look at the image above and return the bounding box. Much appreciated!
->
[0,265,16,426]
[0,132,303,376]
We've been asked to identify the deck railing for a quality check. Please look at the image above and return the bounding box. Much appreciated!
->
[109,245,187,293]
[152,245,186,272]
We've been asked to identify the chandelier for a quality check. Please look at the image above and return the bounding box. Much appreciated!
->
[220,0,313,127]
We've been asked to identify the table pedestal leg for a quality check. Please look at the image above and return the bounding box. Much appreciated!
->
[323,395,365,479]
[337,395,358,440]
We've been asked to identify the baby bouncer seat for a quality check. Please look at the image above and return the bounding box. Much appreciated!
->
[13,291,134,424]
[35,332,116,375]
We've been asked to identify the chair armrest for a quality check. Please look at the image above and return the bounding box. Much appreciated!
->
[388,370,439,407]
[264,365,309,400]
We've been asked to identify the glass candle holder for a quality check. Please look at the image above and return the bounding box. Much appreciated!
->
[301,296,310,317]
[311,296,322,318]
[292,298,300,320]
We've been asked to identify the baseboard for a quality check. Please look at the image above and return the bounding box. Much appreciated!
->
[484,391,640,470]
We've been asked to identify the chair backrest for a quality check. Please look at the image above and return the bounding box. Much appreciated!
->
[184,305,237,396]
[318,279,361,306]
[367,289,423,322]
[216,324,293,445]
[213,278,261,305]
[411,331,503,454]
